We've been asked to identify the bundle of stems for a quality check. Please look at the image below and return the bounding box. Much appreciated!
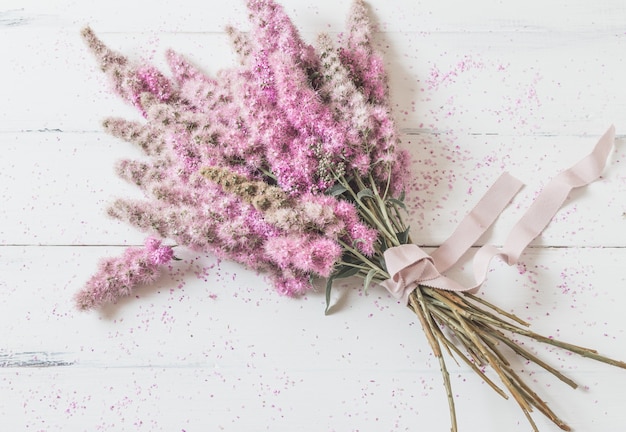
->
[331,170,626,432]
[78,0,624,427]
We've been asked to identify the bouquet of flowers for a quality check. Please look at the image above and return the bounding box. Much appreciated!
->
[77,0,625,430]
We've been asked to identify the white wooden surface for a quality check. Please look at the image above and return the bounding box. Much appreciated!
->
[2,1,626,431]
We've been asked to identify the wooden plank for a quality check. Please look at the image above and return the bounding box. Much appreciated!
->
[1,132,624,246]
[3,0,626,32]
[2,246,626,367]
[3,0,626,431]
[1,28,625,134]
[1,367,625,431]
[0,132,145,246]
[1,245,626,430]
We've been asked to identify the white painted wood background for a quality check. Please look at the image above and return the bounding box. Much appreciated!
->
[2,0,626,431]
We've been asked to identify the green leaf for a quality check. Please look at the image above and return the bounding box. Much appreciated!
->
[325,276,334,315]
[387,197,407,211]
[380,237,389,252]
[363,268,378,293]
[379,255,388,273]
[327,184,347,196]
[396,226,411,244]
[334,265,361,279]
[340,253,360,266]
[325,265,361,315]
[357,188,374,200]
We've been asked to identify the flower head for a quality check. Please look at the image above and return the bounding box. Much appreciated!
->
[80,0,406,304]
[75,238,173,310]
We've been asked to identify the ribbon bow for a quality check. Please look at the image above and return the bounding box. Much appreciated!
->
[381,126,616,304]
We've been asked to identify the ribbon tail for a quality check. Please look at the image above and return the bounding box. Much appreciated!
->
[381,127,616,304]
[500,125,615,264]
[470,126,616,289]
[430,172,524,272]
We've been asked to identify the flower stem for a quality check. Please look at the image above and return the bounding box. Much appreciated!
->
[409,288,458,432]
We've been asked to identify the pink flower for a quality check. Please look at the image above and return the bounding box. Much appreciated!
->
[339,0,388,104]
[81,28,177,117]
[136,66,174,103]
[144,237,162,252]
[264,234,341,278]
[270,270,312,296]
[75,238,174,310]
[149,246,174,265]
[80,0,405,305]
[144,237,175,265]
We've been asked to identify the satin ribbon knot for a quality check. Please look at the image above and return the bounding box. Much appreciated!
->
[381,244,467,304]
[382,126,616,304]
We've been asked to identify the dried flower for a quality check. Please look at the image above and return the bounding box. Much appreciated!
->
[75,237,174,310]
[78,2,626,431]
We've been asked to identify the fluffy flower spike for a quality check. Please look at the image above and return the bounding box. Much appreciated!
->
[80,0,405,307]
[75,237,175,310]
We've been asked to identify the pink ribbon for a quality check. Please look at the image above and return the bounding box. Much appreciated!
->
[381,126,616,304]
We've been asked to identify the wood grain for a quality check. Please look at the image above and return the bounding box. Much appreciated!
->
[2,1,626,430]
